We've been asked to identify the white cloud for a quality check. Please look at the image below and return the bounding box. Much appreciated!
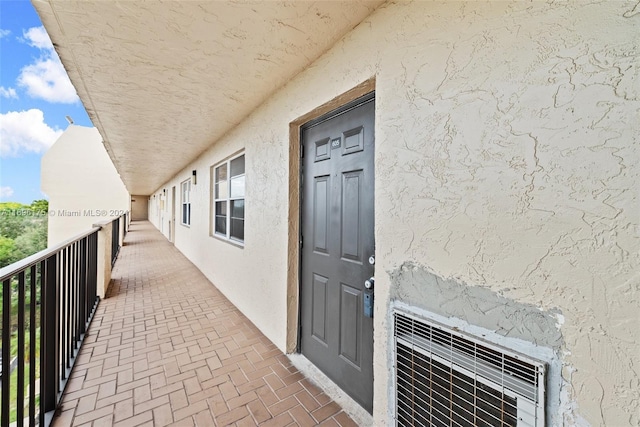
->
[0,109,63,157]
[18,58,79,103]
[0,187,14,199]
[23,26,53,50]
[17,26,78,104]
[0,86,18,99]
[0,29,10,39]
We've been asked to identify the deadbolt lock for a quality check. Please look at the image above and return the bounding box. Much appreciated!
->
[364,277,375,290]
[364,277,374,318]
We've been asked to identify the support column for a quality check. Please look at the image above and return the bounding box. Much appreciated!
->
[94,220,113,299]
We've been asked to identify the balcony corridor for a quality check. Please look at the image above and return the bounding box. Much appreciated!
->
[52,221,357,427]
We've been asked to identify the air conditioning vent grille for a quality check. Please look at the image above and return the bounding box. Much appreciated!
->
[394,311,545,427]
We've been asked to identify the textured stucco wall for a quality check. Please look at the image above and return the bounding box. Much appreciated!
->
[42,125,130,246]
[389,263,566,423]
[149,1,639,425]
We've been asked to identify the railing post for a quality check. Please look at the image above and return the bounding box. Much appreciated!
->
[40,253,59,425]
[29,265,37,423]
[87,232,98,319]
[16,272,25,426]
[78,237,87,339]
[1,279,10,426]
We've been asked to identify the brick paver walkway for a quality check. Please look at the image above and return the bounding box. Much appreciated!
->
[52,221,357,427]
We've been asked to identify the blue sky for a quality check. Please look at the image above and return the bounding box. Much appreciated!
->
[0,0,92,205]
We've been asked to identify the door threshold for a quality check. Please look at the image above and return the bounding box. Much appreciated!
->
[287,353,374,426]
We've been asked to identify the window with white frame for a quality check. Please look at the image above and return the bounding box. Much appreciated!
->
[181,179,191,226]
[213,153,245,243]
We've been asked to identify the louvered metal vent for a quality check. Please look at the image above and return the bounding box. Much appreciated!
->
[394,311,546,427]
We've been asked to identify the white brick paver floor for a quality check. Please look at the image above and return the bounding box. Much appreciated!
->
[52,221,358,427]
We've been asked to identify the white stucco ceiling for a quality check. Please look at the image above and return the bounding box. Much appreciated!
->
[33,0,384,195]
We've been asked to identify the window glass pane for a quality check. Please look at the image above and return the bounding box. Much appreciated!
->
[230,219,244,241]
[230,200,244,219]
[215,201,227,216]
[182,181,190,203]
[230,155,245,177]
[183,205,188,224]
[215,164,228,199]
[187,204,191,225]
[230,176,245,198]
[215,217,227,235]
[215,164,227,183]
[218,180,228,199]
[215,201,227,235]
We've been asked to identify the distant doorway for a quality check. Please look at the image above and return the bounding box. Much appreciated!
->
[130,195,149,220]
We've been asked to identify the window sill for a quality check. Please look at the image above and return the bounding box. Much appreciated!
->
[212,234,244,249]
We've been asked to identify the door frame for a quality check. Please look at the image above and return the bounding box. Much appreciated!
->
[171,186,176,243]
[286,78,375,353]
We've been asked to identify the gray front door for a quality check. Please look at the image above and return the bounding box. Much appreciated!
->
[300,94,375,413]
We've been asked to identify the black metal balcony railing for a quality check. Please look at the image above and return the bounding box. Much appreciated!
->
[111,216,121,267]
[0,215,126,426]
